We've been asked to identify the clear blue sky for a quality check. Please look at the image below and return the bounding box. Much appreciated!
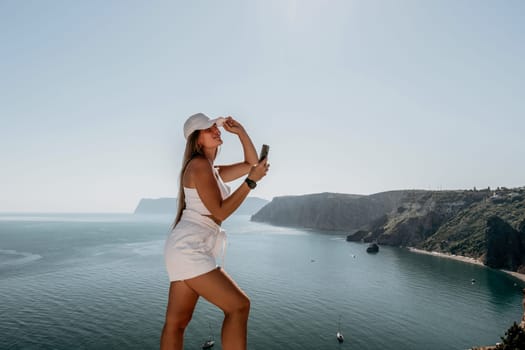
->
[1,0,524,213]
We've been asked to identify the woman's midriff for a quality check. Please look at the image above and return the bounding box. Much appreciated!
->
[203,214,222,226]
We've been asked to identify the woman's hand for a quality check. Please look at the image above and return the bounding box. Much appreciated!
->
[222,116,246,135]
[248,158,270,182]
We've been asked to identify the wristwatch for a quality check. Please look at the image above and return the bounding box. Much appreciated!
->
[245,177,257,189]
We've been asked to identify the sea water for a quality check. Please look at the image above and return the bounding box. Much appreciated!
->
[0,213,522,349]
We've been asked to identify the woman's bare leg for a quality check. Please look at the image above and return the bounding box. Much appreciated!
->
[185,268,250,350]
[160,280,199,350]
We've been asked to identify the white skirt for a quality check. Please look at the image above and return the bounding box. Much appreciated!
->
[164,210,226,281]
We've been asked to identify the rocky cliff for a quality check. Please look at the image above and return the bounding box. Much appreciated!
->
[483,216,525,272]
[252,187,525,272]
[251,191,413,231]
[419,189,525,259]
[368,187,525,271]
[362,189,492,246]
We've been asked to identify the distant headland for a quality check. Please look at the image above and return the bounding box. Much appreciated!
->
[134,196,269,216]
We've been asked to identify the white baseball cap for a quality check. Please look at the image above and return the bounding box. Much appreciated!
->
[183,113,225,139]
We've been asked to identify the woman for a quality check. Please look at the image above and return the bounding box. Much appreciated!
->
[161,113,269,350]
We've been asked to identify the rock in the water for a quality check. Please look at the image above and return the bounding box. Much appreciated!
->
[366,243,379,253]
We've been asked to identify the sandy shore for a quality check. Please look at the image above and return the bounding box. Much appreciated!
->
[407,247,525,283]
[501,269,525,283]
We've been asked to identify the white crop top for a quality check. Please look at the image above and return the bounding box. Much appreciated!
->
[183,167,231,216]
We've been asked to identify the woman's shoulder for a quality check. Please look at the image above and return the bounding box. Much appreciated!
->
[186,156,212,173]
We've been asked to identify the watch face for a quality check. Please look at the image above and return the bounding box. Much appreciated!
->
[246,178,256,189]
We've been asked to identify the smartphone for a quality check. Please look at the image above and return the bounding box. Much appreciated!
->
[259,144,270,162]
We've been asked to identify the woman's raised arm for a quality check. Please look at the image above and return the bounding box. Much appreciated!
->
[191,157,268,222]
[217,116,259,182]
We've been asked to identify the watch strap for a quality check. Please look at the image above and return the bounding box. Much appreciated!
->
[245,177,257,189]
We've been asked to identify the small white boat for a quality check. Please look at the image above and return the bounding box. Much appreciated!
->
[201,339,215,349]
[202,323,215,349]
[336,331,344,343]
[336,315,344,343]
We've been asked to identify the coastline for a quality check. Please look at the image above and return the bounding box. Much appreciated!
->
[407,247,525,283]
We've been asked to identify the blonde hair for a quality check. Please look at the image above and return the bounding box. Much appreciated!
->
[171,130,219,229]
